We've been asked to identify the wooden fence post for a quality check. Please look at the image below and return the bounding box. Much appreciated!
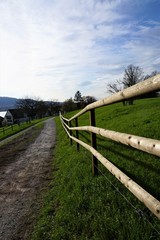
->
[75,118,80,151]
[69,121,73,146]
[90,109,98,176]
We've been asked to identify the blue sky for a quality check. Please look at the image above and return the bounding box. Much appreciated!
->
[0,0,160,101]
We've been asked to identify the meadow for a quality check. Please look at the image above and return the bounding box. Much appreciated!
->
[30,98,160,239]
[0,117,50,141]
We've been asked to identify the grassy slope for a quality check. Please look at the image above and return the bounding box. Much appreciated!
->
[31,98,160,240]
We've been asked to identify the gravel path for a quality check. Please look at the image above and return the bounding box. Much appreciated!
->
[0,118,56,240]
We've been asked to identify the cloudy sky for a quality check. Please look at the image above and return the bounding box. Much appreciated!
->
[0,0,160,101]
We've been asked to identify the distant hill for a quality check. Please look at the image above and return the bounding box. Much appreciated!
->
[0,97,63,112]
[0,97,17,111]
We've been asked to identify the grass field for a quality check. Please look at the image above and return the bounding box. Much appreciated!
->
[31,98,160,240]
[0,117,50,141]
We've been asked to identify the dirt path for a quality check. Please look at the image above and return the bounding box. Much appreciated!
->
[0,118,56,240]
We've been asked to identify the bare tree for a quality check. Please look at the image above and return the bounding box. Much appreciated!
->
[16,97,48,119]
[141,70,160,98]
[107,64,144,105]
[107,79,122,94]
[47,99,61,116]
[143,70,159,80]
[36,100,48,118]
[121,65,144,104]
[16,98,37,119]
[121,64,143,88]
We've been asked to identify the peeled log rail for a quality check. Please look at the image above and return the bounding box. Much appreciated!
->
[61,123,160,157]
[61,117,160,157]
[69,74,160,121]
[60,116,160,220]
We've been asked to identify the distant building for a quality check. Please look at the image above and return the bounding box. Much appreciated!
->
[0,111,7,127]
[4,109,28,125]
[0,111,7,118]
[0,116,3,127]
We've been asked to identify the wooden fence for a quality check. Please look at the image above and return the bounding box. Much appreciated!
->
[0,121,27,137]
[0,125,15,135]
[60,74,160,220]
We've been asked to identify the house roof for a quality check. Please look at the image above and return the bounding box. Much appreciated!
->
[8,109,25,118]
[0,111,7,118]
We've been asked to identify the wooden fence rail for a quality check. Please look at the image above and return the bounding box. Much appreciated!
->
[60,74,160,220]
[0,125,14,135]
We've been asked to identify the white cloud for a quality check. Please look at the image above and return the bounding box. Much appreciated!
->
[0,0,160,101]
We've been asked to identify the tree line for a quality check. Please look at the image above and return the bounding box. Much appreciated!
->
[16,93,96,119]
[16,64,159,118]
[16,98,61,119]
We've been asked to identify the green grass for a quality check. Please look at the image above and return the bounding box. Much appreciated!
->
[31,98,160,240]
[0,117,50,141]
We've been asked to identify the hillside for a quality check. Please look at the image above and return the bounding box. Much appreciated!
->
[0,97,63,112]
[0,97,17,111]
[31,98,160,240]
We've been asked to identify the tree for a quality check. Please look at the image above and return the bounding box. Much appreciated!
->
[74,91,83,102]
[121,65,143,104]
[36,100,48,118]
[62,98,77,113]
[16,98,37,119]
[82,96,97,107]
[74,91,83,109]
[141,70,160,98]
[121,64,143,89]
[107,80,122,94]
[47,99,61,116]
[143,70,159,80]
[16,97,48,119]
[107,64,144,105]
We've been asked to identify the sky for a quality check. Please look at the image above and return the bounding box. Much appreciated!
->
[0,0,160,101]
